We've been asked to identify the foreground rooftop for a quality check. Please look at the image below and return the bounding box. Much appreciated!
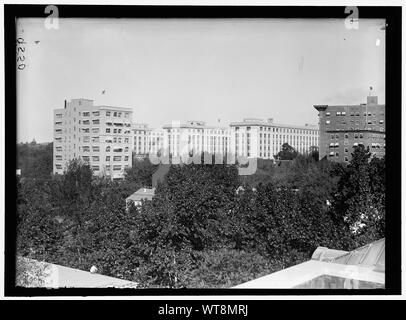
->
[234,238,385,289]
[16,257,138,288]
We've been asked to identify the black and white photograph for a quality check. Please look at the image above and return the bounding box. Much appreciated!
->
[2,2,402,300]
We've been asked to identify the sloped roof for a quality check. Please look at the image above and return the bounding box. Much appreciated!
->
[126,188,155,202]
[234,238,385,289]
[16,257,138,288]
[331,238,385,272]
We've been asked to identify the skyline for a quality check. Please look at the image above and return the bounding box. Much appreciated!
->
[17,18,385,143]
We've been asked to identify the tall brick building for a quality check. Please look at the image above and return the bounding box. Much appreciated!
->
[314,96,385,162]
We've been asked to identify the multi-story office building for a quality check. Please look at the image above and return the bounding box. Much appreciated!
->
[133,123,151,156]
[314,96,385,163]
[133,124,164,157]
[149,128,164,156]
[53,98,133,179]
[162,120,231,158]
[229,118,319,159]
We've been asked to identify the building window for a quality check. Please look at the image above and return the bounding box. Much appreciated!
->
[106,128,111,133]
[344,133,349,139]
[82,156,90,162]
[326,112,330,116]
[106,111,111,116]
[93,119,100,125]
[379,120,384,124]
[344,156,349,162]
[83,112,90,117]
[92,165,99,171]
[92,111,100,116]
[92,146,100,152]
[113,165,121,171]
[106,156,110,161]
[92,156,99,162]
[325,120,330,125]
[113,156,121,161]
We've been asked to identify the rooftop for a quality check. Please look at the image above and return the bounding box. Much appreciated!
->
[233,238,385,289]
[16,257,138,288]
[230,118,318,130]
[162,120,229,130]
[126,188,156,202]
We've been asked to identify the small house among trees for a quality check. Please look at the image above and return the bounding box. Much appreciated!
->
[126,188,155,212]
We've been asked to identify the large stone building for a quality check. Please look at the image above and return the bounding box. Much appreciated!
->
[314,96,385,162]
[133,123,164,157]
[162,120,231,158]
[229,118,319,160]
[53,98,133,179]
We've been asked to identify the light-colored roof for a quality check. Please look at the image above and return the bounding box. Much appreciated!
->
[332,238,385,272]
[233,238,385,289]
[96,105,133,112]
[229,119,318,130]
[16,257,138,288]
[126,188,155,202]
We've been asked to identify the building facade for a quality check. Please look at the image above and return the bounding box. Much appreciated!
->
[133,124,164,157]
[229,118,319,160]
[314,96,385,162]
[53,98,133,179]
[162,121,231,158]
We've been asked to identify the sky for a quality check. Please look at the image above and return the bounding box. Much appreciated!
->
[16,18,385,143]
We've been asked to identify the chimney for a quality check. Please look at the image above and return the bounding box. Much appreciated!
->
[64,99,67,109]
[367,96,378,106]
[267,118,274,123]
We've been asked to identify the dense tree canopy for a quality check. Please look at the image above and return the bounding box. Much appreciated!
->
[275,143,298,160]
[16,144,385,288]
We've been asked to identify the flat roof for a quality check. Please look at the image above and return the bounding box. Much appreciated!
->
[96,105,133,112]
[230,120,319,130]
[162,124,230,130]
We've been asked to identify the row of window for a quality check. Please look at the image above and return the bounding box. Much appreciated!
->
[235,126,318,135]
[82,146,129,152]
[325,119,384,125]
[91,165,128,172]
[331,133,365,139]
[81,111,130,118]
[326,111,384,117]
[82,156,129,162]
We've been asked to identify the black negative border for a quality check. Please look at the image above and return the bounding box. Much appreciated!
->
[4,4,401,296]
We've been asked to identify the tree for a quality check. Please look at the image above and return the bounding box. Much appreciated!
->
[308,146,319,162]
[332,145,385,248]
[16,142,53,179]
[275,143,298,160]
[124,157,157,188]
